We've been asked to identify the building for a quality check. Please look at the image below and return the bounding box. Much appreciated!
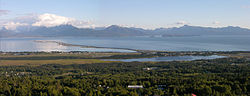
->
[128,85,143,88]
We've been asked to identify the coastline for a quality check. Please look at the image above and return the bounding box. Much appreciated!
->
[34,40,165,53]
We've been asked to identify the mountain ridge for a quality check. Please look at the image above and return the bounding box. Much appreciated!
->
[1,24,250,37]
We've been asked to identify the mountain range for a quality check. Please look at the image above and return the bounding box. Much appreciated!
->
[1,24,250,37]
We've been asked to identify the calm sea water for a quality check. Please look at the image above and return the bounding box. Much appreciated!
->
[1,35,250,52]
[102,55,226,62]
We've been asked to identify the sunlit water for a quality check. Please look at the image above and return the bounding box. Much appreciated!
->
[102,55,227,62]
[1,35,250,52]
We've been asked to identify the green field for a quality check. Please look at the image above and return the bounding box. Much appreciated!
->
[0,59,114,66]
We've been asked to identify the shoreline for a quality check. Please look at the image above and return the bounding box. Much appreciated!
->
[0,40,248,54]
[33,40,250,53]
[34,40,165,53]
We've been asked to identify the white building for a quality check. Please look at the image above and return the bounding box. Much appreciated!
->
[128,85,143,88]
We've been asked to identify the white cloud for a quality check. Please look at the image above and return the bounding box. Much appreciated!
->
[3,22,28,30]
[32,13,94,28]
[176,21,189,25]
[32,13,73,27]
[0,13,95,30]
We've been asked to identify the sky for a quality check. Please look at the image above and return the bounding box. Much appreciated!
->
[0,0,250,29]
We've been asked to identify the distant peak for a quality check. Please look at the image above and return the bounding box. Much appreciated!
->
[106,25,122,29]
[0,27,7,30]
[226,26,240,28]
[182,25,192,27]
[108,25,120,28]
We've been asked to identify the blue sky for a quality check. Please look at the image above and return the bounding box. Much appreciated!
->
[0,0,99,20]
[1,0,250,29]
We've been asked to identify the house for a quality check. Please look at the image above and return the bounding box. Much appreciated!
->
[128,85,143,88]
[143,67,157,71]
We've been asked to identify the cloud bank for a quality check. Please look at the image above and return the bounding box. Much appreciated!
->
[3,22,28,30]
[1,13,95,30]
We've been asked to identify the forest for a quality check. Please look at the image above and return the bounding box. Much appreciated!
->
[0,51,249,96]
